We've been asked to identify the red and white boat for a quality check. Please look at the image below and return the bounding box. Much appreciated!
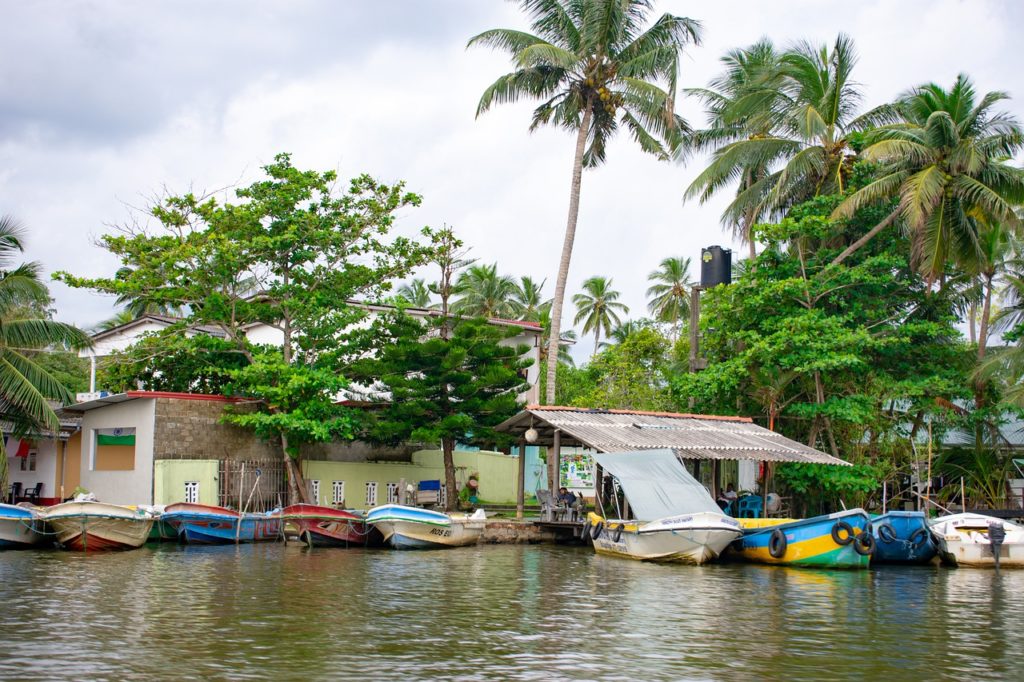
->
[42,501,153,552]
[281,504,376,547]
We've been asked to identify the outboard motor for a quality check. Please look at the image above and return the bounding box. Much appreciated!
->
[989,521,1006,572]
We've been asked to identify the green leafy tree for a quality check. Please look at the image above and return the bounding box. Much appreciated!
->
[99,333,250,394]
[578,326,672,410]
[452,263,519,318]
[353,314,531,511]
[56,155,433,504]
[646,256,694,340]
[572,275,628,356]
[470,0,701,403]
[0,216,91,493]
[832,74,1024,273]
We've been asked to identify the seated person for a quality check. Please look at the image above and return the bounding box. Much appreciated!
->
[459,477,480,508]
[717,483,738,510]
[557,487,577,506]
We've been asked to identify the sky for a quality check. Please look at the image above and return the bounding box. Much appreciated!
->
[2,0,1022,362]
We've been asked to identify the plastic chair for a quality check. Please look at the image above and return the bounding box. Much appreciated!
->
[22,483,42,504]
[737,495,763,519]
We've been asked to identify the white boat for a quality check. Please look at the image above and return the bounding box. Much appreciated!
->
[588,510,742,564]
[0,503,47,549]
[585,449,743,565]
[42,501,153,552]
[929,513,1024,568]
[365,504,486,549]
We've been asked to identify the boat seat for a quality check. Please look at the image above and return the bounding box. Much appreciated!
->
[736,495,763,519]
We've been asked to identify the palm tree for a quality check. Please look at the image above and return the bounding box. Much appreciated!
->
[512,276,548,322]
[572,276,629,357]
[689,35,871,231]
[599,319,643,349]
[451,263,520,318]
[646,256,694,340]
[832,75,1024,273]
[0,216,91,493]
[469,0,701,404]
[95,309,137,333]
[396,278,433,308]
[538,305,576,368]
[685,39,783,258]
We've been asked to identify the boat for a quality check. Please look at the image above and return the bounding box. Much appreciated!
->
[281,504,375,547]
[0,503,47,549]
[583,449,743,564]
[870,510,938,564]
[731,509,875,568]
[364,504,486,549]
[42,501,153,551]
[929,513,1024,568]
[160,503,282,544]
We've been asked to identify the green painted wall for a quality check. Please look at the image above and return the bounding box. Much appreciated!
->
[300,449,520,508]
[154,459,219,506]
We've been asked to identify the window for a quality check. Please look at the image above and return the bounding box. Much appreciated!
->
[20,450,37,472]
[439,484,448,508]
[184,481,199,504]
[386,482,399,504]
[365,481,378,506]
[332,481,345,505]
[310,480,320,504]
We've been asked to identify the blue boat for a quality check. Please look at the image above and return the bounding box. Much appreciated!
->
[0,503,47,549]
[161,503,282,544]
[731,509,874,568]
[870,511,938,564]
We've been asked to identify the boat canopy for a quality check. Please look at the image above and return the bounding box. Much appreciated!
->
[590,449,720,520]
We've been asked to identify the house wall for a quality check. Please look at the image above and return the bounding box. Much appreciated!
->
[300,448,520,507]
[153,459,220,506]
[79,398,156,505]
[152,397,279,462]
[55,431,82,499]
[5,438,59,503]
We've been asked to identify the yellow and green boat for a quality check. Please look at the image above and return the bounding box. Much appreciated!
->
[730,509,875,568]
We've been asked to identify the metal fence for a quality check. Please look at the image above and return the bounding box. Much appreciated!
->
[218,459,286,512]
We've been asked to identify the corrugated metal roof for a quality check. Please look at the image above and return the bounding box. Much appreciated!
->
[496,407,850,466]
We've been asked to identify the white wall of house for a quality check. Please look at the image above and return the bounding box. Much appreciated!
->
[85,320,172,358]
[79,398,157,505]
[5,438,59,500]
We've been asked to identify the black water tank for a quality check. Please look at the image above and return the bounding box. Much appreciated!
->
[700,245,732,287]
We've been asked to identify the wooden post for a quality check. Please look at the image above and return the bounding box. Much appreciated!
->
[551,429,561,492]
[761,461,769,519]
[516,441,526,520]
[712,460,721,500]
[594,463,603,515]
[925,421,933,514]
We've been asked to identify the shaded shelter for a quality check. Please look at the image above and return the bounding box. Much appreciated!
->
[496,406,850,518]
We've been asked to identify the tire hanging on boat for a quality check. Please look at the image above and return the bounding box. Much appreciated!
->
[831,521,855,546]
[853,532,875,556]
[876,523,897,544]
[908,527,930,548]
[591,521,604,540]
[612,524,624,543]
[769,528,788,558]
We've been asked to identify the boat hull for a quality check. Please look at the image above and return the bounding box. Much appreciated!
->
[366,504,485,549]
[43,502,153,552]
[930,513,1024,568]
[281,504,371,547]
[731,509,873,568]
[162,503,282,544]
[871,511,938,564]
[589,512,742,564]
[0,504,46,549]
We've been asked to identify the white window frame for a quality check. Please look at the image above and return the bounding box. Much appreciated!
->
[310,480,320,504]
[332,480,345,505]
[184,481,200,504]
[365,481,378,506]
[439,483,448,508]
[386,482,399,504]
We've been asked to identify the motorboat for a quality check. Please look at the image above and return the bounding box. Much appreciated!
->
[161,503,282,544]
[42,501,153,551]
[281,504,376,547]
[870,510,938,564]
[365,504,486,549]
[0,502,47,549]
[731,509,874,568]
[584,449,743,565]
[929,513,1024,568]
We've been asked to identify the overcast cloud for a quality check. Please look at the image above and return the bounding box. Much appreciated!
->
[2,0,1022,361]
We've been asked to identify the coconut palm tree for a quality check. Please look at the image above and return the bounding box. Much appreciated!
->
[451,263,520,318]
[538,305,576,368]
[832,75,1024,274]
[396,278,433,308]
[469,0,701,403]
[0,216,91,493]
[599,319,644,349]
[512,276,548,322]
[95,309,137,333]
[572,276,629,357]
[685,39,783,258]
[689,35,872,231]
[646,256,694,340]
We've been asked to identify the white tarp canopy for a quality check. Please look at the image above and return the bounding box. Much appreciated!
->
[590,449,720,520]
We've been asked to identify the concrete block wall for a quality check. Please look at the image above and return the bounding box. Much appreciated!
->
[152,398,278,462]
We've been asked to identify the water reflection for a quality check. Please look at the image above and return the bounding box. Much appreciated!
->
[2,545,1022,680]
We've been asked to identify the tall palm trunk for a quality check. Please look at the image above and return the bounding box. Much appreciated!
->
[545,103,593,404]
[830,206,901,267]
[975,272,995,408]
[593,326,601,358]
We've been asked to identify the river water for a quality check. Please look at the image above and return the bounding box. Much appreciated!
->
[1,543,1021,680]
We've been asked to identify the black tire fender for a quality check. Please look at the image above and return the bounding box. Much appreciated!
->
[831,521,855,546]
[877,523,897,544]
[591,521,604,540]
[909,527,930,548]
[612,524,624,543]
[854,531,875,556]
[769,528,788,559]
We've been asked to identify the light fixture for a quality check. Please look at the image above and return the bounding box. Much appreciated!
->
[525,427,538,443]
